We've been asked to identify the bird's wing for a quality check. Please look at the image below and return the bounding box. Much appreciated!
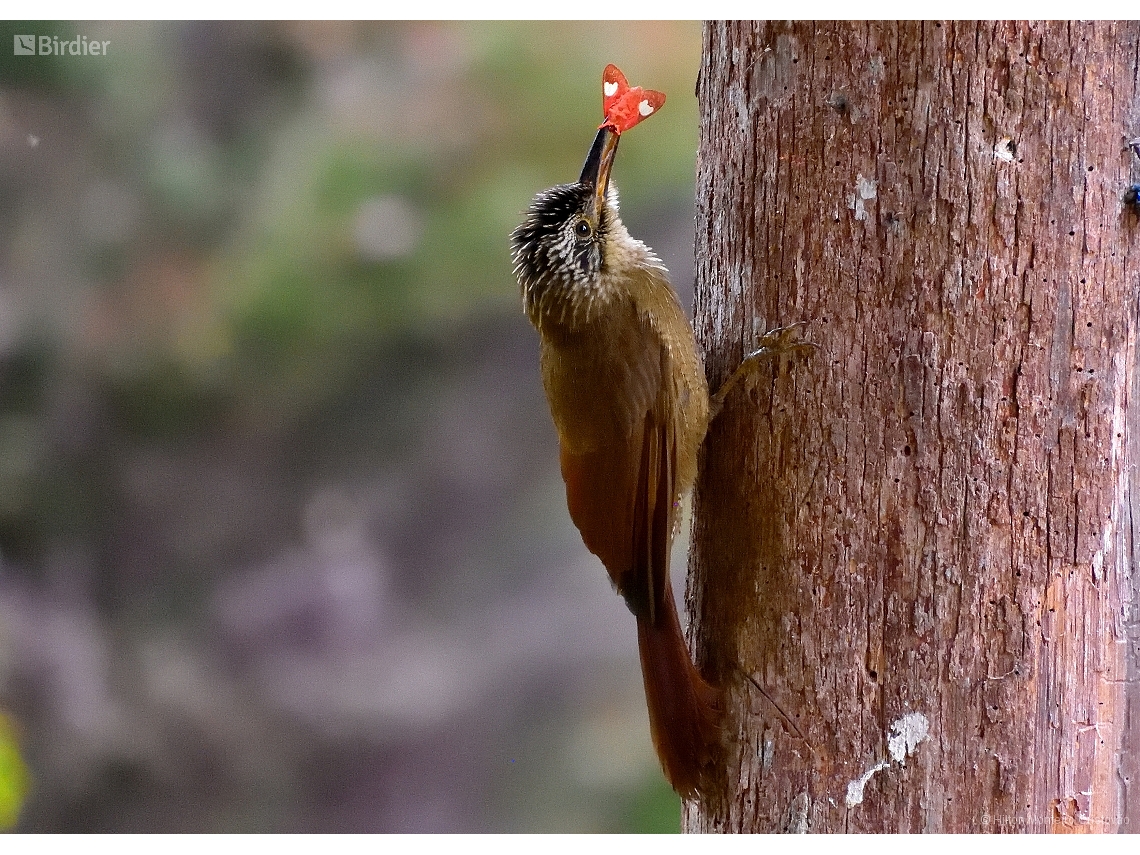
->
[565,346,720,799]
[558,333,675,621]
[627,402,674,625]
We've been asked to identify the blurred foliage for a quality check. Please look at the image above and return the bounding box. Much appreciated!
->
[0,713,29,830]
[626,776,682,833]
[0,21,702,831]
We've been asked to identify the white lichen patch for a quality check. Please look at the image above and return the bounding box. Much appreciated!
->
[994,136,1016,162]
[887,711,930,764]
[845,761,888,808]
[845,710,931,809]
[849,174,878,220]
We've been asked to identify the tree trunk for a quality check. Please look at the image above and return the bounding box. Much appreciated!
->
[685,20,1140,833]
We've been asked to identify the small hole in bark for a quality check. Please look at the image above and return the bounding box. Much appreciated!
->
[903,445,912,456]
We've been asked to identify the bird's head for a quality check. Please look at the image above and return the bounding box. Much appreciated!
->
[511,127,621,326]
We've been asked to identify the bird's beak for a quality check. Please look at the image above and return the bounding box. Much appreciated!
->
[579,126,619,221]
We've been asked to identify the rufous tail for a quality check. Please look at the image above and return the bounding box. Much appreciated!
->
[636,574,722,798]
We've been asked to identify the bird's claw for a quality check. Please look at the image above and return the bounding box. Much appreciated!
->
[709,321,815,419]
[746,321,817,362]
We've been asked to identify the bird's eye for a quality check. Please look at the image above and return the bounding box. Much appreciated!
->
[573,218,592,240]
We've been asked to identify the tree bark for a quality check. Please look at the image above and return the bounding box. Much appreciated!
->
[685,20,1140,833]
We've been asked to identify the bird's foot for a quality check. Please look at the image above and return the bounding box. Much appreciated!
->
[748,321,816,363]
[710,322,815,418]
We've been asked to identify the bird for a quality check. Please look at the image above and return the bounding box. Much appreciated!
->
[510,125,729,797]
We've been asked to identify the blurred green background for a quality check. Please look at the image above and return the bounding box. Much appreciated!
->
[0,20,702,831]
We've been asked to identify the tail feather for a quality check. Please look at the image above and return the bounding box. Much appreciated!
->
[632,411,721,797]
[636,579,721,798]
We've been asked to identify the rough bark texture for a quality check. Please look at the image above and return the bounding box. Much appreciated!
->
[685,21,1140,833]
